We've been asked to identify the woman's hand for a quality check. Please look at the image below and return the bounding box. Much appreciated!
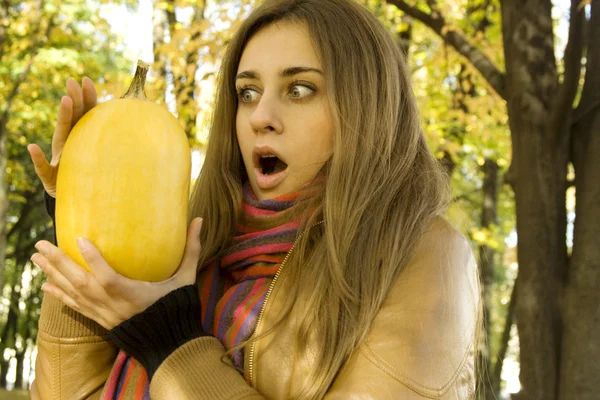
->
[31,217,203,330]
[28,77,97,197]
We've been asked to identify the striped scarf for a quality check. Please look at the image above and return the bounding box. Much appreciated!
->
[103,182,302,399]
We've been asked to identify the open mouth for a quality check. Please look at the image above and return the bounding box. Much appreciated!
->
[259,155,288,175]
[252,147,289,190]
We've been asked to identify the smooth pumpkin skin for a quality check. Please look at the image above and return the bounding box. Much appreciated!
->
[56,98,191,282]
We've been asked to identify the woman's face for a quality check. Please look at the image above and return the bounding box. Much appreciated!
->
[235,21,334,200]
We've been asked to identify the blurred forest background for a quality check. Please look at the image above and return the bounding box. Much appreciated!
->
[1,0,598,399]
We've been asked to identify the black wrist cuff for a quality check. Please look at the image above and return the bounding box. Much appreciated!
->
[44,190,55,217]
[109,284,209,380]
[43,191,57,245]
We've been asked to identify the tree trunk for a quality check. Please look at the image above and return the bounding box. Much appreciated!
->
[0,280,21,384]
[0,0,9,292]
[502,0,590,398]
[151,0,169,103]
[0,217,34,388]
[501,1,574,398]
[493,276,518,394]
[385,0,591,398]
[457,5,500,395]
[0,360,8,388]
[0,280,19,388]
[14,291,34,390]
[559,1,600,398]
[14,349,25,389]
[0,127,7,291]
[477,158,499,400]
[170,3,206,145]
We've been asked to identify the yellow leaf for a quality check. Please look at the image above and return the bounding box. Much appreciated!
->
[578,0,591,10]
[472,230,487,243]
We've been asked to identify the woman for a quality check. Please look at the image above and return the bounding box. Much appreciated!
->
[28,0,480,398]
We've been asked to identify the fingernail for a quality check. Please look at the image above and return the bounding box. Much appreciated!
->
[77,237,87,251]
[30,254,41,268]
[35,241,49,255]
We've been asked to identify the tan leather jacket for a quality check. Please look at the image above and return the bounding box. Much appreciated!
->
[31,219,479,399]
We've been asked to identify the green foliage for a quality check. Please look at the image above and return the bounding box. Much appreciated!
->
[1,0,518,392]
[391,3,516,391]
[1,0,130,387]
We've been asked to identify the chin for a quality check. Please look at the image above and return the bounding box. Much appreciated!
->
[252,185,285,201]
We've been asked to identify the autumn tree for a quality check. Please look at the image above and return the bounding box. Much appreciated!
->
[149,0,252,148]
[359,1,516,397]
[0,0,130,387]
[0,0,56,290]
[8,0,594,396]
[386,0,599,399]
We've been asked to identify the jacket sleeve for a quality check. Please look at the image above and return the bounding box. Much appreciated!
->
[109,285,264,399]
[147,220,479,400]
[31,192,118,400]
[43,191,57,245]
[149,337,264,400]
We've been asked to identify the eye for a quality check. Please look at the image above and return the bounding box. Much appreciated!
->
[289,84,314,100]
[237,87,259,104]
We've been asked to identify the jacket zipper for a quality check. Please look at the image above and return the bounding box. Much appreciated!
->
[248,220,324,386]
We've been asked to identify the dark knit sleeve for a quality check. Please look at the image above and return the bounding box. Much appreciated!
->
[44,191,57,246]
[108,284,210,380]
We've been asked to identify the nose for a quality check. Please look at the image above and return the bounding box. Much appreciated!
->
[249,93,283,135]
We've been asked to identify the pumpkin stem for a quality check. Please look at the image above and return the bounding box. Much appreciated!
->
[121,60,150,100]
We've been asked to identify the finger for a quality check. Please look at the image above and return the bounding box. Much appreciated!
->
[183,217,203,264]
[34,240,93,293]
[77,238,156,319]
[31,252,78,299]
[41,281,110,330]
[81,77,97,114]
[41,281,81,311]
[175,218,203,278]
[27,144,52,183]
[76,237,122,291]
[66,78,84,127]
[51,96,73,165]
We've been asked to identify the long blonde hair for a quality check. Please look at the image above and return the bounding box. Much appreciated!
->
[189,0,450,397]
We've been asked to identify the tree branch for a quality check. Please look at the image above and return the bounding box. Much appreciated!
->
[571,0,599,174]
[386,0,507,99]
[576,0,600,114]
[398,14,413,57]
[551,0,586,141]
[6,197,34,241]
[561,0,586,103]
[425,0,440,16]
[6,184,44,241]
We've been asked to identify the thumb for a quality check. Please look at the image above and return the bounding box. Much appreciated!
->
[77,237,121,290]
[175,218,203,282]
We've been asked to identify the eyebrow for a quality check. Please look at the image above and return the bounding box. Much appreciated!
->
[235,66,323,81]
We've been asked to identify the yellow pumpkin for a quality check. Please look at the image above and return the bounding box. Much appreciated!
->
[56,61,191,282]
